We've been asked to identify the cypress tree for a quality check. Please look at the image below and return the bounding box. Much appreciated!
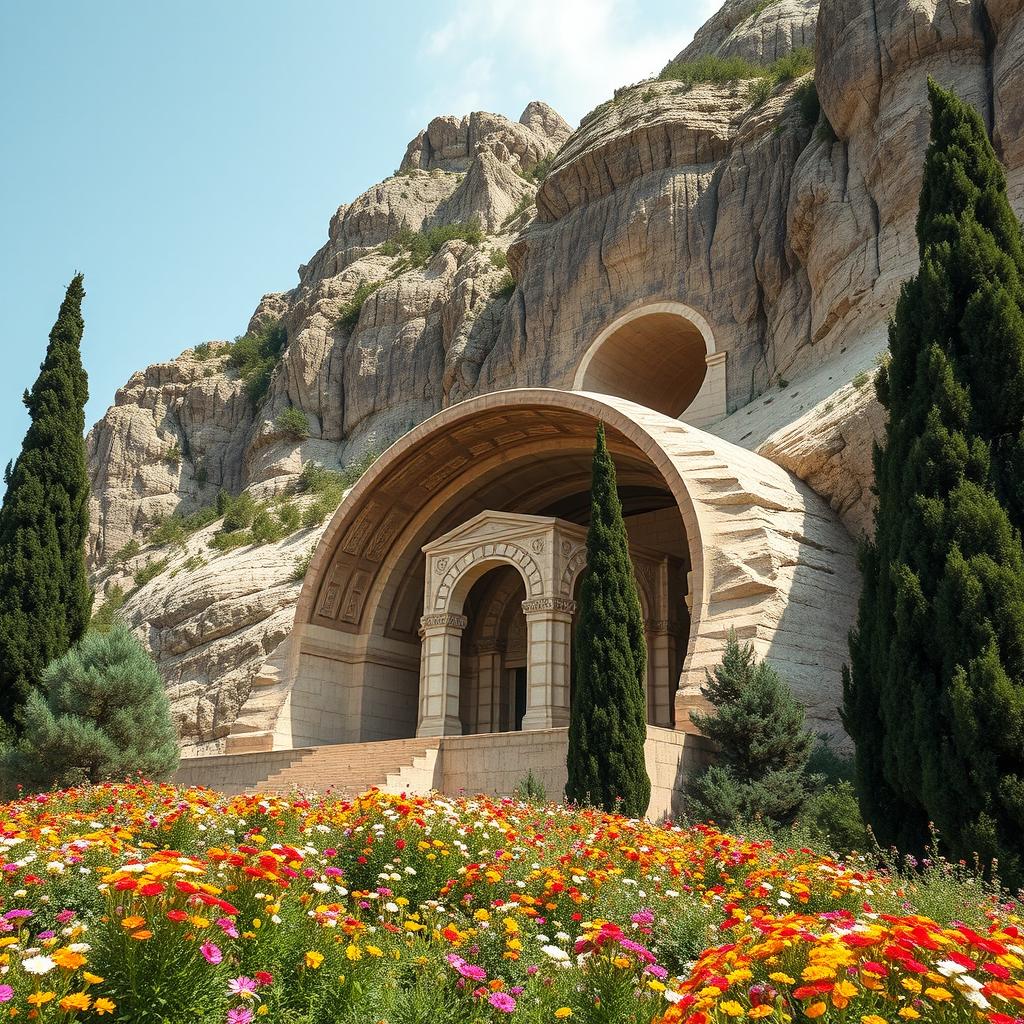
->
[0,625,180,790]
[566,423,651,817]
[0,274,91,722]
[688,630,815,827]
[844,81,1024,881]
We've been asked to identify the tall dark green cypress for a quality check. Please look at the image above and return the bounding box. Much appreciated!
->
[0,275,91,723]
[844,82,1024,882]
[566,423,651,817]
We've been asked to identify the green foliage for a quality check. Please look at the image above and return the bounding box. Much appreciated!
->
[513,770,547,804]
[801,781,869,852]
[527,153,553,183]
[192,341,213,361]
[90,585,127,634]
[489,248,508,270]
[290,548,314,582]
[659,47,813,96]
[844,81,1024,887]
[112,538,141,566]
[687,631,816,827]
[147,505,219,547]
[566,424,651,817]
[337,280,382,332]
[494,271,516,299]
[163,442,182,466]
[249,506,284,545]
[746,77,773,107]
[794,78,820,126]
[0,626,179,790]
[220,490,256,533]
[384,220,485,269]
[134,557,170,588]
[275,406,311,440]
[227,318,288,408]
[0,274,91,723]
[501,192,536,228]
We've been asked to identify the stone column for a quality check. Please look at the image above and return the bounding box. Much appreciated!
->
[417,613,467,737]
[474,644,504,734]
[647,620,676,727]
[520,597,576,730]
[682,350,727,427]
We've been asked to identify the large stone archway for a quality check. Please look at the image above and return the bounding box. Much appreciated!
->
[227,389,857,753]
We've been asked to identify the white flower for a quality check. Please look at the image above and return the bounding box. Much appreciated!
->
[312,882,330,894]
[963,989,991,1009]
[22,955,55,975]
[541,944,570,962]
[385,902,400,914]
[936,960,968,977]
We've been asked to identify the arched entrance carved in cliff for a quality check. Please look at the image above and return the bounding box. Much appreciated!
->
[573,301,726,426]
[227,389,857,754]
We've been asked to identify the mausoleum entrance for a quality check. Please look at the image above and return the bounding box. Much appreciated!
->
[415,511,687,738]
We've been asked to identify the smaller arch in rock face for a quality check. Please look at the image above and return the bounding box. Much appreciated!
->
[573,302,725,424]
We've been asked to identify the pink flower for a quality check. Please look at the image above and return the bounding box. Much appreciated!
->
[0,986,12,1003]
[201,942,223,965]
[217,917,239,939]
[457,962,487,981]
[488,992,516,1012]
[228,977,259,998]
[227,1009,253,1024]
[631,908,654,926]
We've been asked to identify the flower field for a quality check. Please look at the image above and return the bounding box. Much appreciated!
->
[0,784,1019,1023]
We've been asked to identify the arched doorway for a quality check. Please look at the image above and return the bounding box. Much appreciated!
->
[573,302,726,426]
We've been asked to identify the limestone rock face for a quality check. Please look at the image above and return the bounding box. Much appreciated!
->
[85,0,1024,748]
[673,0,818,64]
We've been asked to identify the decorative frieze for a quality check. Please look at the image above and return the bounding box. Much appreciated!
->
[521,597,577,615]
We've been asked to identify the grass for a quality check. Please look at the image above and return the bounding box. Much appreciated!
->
[146,505,220,548]
[275,407,310,441]
[659,47,813,95]
[227,318,288,408]
[90,584,127,633]
[133,557,170,589]
[337,280,382,332]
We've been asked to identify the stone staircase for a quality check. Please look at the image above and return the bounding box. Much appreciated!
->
[258,737,441,796]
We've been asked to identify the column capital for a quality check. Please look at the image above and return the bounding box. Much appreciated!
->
[705,350,727,367]
[521,597,577,616]
[420,612,469,631]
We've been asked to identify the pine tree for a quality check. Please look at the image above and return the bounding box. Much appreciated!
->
[566,423,651,817]
[0,275,91,722]
[0,625,179,790]
[844,81,1024,882]
[687,631,815,827]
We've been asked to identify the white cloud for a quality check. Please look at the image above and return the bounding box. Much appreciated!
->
[412,0,719,128]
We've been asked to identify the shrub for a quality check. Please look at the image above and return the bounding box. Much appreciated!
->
[0,625,179,790]
[501,193,535,229]
[276,500,301,533]
[687,630,816,827]
[494,271,516,299]
[134,557,170,589]
[290,548,314,582]
[91,584,127,634]
[385,220,484,268]
[194,463,209,485]
[111,538,141,566]
[227,318,288,408]
[795,78,820,125]
[163,443,182,466]
[192,341,213,361]
[337,280,382,332]
[249,507,284,545]
[220,491,256,533]
[489,248,508,270]
[801,780,869,852]
[527,153,553,183]
[275,406,310,441]
[746,77,773,107]
[208,531,250,553]
[148,516,186,547]
[513,770,547,804]
[659,47,813,95]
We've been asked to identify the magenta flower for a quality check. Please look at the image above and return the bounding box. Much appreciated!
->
[217,917,240,939]
[0,986,12,1003]
[488,992,516,1012]
[228,977,259,998]
[457,962,487,981]
[201,942,223,965]
[631,907,654,926]
[226,1009,253,1024]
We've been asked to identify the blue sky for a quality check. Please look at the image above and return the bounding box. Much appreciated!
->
[1,0,715,474]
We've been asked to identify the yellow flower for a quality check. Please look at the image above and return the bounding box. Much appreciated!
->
[861,1016,888,1024]
[305,951,324,969]
[474,909,491,922]
[897,1009,920,1020]
[59,993,90,1012]
[345,945,361,961]
[404,921,425,932]
[924,987,952,1003]
[748,1006,773,1019]
[900,978,922,994]
[805,1003,827,1019]
[720,1001,746,1017]
[802,965,836,982]
[554,1010,573,1020]
[121,915,145,930]
[770,973,796,986]
[51,949,86,970]
[27,993,55,1007]
[612,956,631,969]
[83,972,104,985]
[648,979,667,992]
[366,945,383,957]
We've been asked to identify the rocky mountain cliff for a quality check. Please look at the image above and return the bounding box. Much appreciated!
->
[87,0,1024,753]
